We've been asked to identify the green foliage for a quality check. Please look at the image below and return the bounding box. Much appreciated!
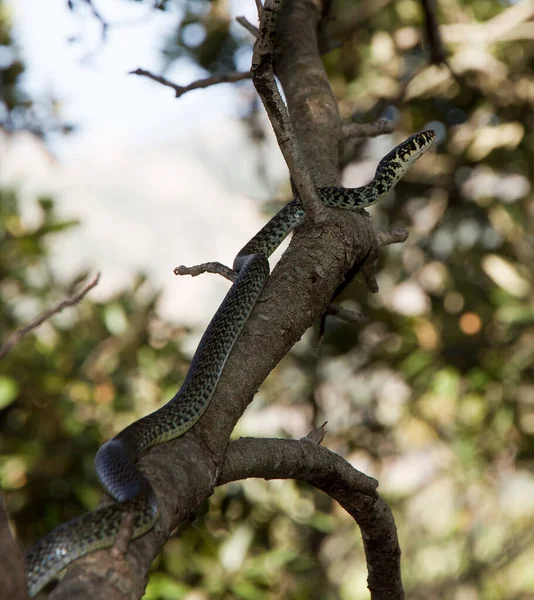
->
[0,193,190,556]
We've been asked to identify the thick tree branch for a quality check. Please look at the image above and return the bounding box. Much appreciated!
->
[274,0,342,187]
[219,438,403,600]
[48,0,393,598]
[0,273,100,360]
[219,438,377,493]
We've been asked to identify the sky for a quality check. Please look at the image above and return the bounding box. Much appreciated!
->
[11,0,248,147]
[2,0,390,334]
[2,0,287,332]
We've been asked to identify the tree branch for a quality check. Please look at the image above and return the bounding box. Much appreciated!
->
[48,0,396,597]
[340,119,395,142]
[376,228,409,246]
[235,16,259,37]
[84,0,109,41]
[173,262,237,283]
[327,303,368,324]
[339,120,395,168]
[219,438,403,600]
[251,0,326,222]
[129,68,251,98]
[0,273,100,360]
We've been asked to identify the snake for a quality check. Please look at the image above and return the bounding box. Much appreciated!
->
[24,129,435,597]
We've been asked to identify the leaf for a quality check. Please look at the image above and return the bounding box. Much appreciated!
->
[0,375,19,409]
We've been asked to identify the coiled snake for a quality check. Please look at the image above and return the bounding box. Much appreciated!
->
[24,130,435,596]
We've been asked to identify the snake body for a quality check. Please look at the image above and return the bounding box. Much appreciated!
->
[25,129,435,596]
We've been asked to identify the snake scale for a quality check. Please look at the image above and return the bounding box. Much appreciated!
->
[24,129,435,596]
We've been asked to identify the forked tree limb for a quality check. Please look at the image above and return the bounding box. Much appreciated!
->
[41,0,401,597]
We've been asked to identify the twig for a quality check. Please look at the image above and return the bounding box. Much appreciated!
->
[327,304,369,324]
[251,0,326,223]
[0,273,100,360]
[339,120,396,168]
[362,268,380,294]
[130,68,251,98]
[110,513,136,560]
[376,228,409,246]
[235,16,259,37]
[420,0,447,64]
[340,119,395,142]
[173,262,237,283]
[84,0,108,41]
[359,230,409,295]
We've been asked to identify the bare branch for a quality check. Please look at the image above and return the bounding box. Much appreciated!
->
[235,16,259,37]
[219,437,377,493]
[251,0,326,222]
[173,262,236,283]
[339,121,396,168]
[362,267,380,294]
[327,304,368,324]
[340,119,395,142]
[219,438,403,600]
[84,0,108,41]
[0,273,100,360]
[356,229,410,296]
[130,69,251,98]
[376,228,409,246]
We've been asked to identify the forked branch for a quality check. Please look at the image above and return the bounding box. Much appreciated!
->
[130,68,251,98]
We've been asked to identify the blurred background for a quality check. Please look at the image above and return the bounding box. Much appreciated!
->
[1,0,534,598]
